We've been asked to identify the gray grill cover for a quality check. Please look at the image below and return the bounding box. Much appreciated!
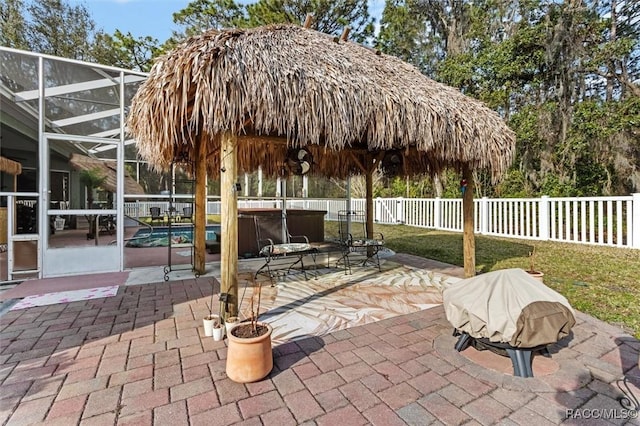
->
[443,268,575,348]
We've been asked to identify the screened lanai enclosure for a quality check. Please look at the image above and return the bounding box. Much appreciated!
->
[0,47,152,279]
[0,47,305,282]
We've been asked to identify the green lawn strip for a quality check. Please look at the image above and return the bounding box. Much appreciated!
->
[325,222,640,338]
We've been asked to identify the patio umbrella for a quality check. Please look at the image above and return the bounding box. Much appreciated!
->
[127,24,516,315]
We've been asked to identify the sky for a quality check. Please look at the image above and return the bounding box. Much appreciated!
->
[75,0,191,41]
[77,0,385,43]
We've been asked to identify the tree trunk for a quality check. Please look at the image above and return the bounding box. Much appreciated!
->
[606,0,617,101]
[433,174,443,197]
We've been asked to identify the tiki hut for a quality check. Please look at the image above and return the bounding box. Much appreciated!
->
[127,24,516,314]
[0,156,22,177]
[69,153,145,196]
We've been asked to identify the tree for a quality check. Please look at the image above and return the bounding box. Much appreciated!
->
[79,168,107,239]
[23,0,97,60]
[0,0,29,49]
[93,30,160,72]
[377,0,433,72]
[378,0,639,196]
[169,0,375,47]
[79,168,106,209]
[245,0,375,42]
[172,0,244,38]
[1,0,162,71]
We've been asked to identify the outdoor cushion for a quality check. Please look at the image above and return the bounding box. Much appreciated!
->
[351,238,384,247]
[260,242,313,256]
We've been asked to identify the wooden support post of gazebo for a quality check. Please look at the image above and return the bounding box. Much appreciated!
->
[194,139,207,275]
[220,132,239,317]
[365,156,374,239]
[462,164,476,277]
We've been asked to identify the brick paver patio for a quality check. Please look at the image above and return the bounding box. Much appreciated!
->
[1,256,638,425]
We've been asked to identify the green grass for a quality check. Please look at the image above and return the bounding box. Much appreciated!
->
[325,222,640,338]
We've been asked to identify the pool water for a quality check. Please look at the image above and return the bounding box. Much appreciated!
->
[126,225,221,247]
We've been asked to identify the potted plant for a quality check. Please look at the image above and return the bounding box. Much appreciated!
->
[202,278,220,337]
[212,320,224,341]
[224,315,240,334]
[527,246,544,282]
[203,313,220,337]
[225,282,273,383]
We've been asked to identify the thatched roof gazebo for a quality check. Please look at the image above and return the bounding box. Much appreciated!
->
[69,153,145,195]
[0,156,22,177]
[127,24,515,315]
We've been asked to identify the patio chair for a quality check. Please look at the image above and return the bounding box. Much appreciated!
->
[182,206,193,222]
[98,214,116,235]
[149,207,163,225]
[254,214,318,284]
[336,210,384,274]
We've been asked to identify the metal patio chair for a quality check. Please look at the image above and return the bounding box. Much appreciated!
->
[182,206,193,222]
[336,210,384,274]
[254,214,318,284]
[149,207,163,225]
[98,214,116,235]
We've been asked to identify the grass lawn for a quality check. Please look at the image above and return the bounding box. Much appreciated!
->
[325,221,640,338]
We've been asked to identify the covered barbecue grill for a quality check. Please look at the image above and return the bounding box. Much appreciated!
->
[443,268,576,377]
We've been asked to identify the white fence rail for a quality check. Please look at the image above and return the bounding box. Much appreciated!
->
[123,194,640,249]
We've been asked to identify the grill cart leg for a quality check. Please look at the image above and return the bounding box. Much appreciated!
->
[453,330,540,378]
[505,348,534,378]
[454,332,473,352]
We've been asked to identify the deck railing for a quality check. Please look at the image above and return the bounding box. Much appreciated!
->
[123,194,640,249]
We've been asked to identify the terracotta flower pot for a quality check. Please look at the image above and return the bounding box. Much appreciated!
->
[226,322,273,383]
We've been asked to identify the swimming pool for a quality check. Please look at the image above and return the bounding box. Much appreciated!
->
[126,225,221,247]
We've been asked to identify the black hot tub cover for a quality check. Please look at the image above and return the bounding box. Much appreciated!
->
[443,268,575,348]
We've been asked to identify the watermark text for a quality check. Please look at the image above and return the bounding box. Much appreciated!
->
[565,408,638,420]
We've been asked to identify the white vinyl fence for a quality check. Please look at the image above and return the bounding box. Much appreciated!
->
[124,194,640,249]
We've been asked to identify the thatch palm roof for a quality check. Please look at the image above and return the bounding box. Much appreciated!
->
[127,24,516,280]
[0,156,22,176]
[69,153,145,195]
[127,24,515,179]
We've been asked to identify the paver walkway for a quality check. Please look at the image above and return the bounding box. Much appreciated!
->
[0,256,638,425]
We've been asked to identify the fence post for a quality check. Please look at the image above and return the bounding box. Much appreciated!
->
[633,193,640,249]
[434,197,441,230]
[302,175,308,198]
[479,197,488,234]
[539,195,550,240]
[396,197,404,224]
